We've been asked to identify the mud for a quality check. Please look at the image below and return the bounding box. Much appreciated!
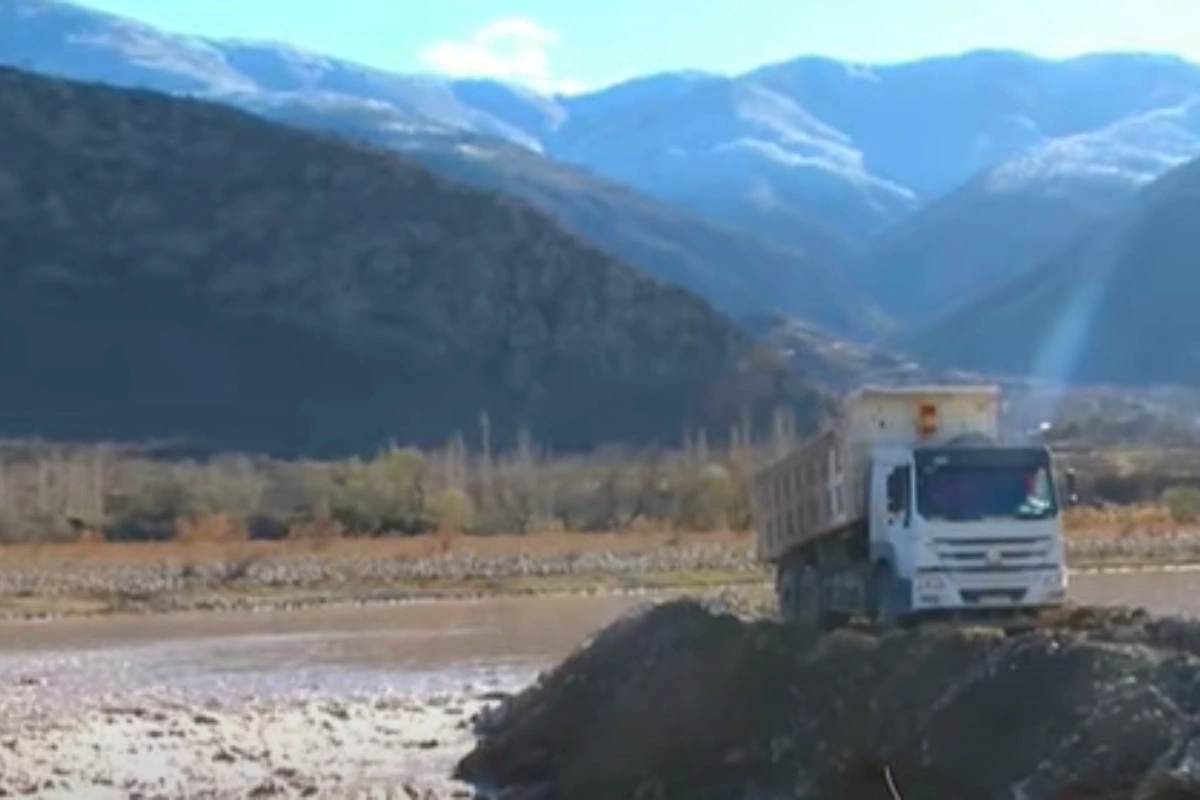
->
[457,599,1200,800]
[0,688,490,798]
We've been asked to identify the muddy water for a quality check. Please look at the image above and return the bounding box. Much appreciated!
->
[0,594,651,722]
[0,572,1197,717]
[1069,568,1200,615]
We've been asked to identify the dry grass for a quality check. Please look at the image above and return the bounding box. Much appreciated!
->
[173,512,249,544]
[0,507,1195,569]
[1062,505,1186,538]
[0,505,1194,571]
[0,528,753,568]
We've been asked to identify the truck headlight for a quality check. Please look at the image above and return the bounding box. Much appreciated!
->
[1041,570,1066,587]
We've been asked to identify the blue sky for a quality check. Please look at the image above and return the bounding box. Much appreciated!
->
[78,0,1200,92]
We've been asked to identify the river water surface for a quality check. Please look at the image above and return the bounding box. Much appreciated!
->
[1,571,1198,716]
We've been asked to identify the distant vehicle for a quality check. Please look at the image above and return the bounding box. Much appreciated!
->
[749,385,1069,629]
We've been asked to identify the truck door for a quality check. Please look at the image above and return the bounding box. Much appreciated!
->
[869,457,912,562]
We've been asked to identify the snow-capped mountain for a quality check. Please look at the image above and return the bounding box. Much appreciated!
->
[245,93,889,337]
[751,50,1200,187]
[549,71,919,249]
[1,0,897,337]
[852,97,1200,324]
[985,99,1200,194]
[6,0,1200,335]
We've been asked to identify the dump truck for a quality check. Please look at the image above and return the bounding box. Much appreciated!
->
[749,385,1069,629]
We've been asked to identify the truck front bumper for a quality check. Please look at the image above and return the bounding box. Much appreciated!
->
[910,567,1067,611]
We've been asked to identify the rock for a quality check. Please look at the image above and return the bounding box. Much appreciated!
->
[248,780,283,798]
[323,703,350,721]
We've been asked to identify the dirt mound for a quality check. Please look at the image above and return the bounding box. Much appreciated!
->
[455,600,1200,800]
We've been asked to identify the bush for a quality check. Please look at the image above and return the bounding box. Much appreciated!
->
[427,488,475,533]
[1161,485,1200,524]
[9,432,1195,544]
[675,464,736,532]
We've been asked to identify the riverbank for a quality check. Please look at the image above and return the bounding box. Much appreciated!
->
[0,532,763,621]
[0,530,1198,621]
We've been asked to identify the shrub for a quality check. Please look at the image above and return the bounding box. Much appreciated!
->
[427,488,475,533]
[675,464,737,532]
[1161,485,1200,524]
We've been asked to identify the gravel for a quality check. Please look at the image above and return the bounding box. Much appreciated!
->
[0,543,765,619]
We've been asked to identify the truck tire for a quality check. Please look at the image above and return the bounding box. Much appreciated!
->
[869,562,898,630]
[777,560,822,631]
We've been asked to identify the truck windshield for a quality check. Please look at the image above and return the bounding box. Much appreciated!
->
[914,447,1058,522]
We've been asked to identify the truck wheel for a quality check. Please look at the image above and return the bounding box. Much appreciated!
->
[869,563,898,630]
[777,561,822,630]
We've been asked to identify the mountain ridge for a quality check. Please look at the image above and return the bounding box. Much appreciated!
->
[0,64,832,454]
[10,0,1200,371]
[903,151,1200,386]
[852,96,1200,324]
[9,1,1200,272]
[247,92,887,336]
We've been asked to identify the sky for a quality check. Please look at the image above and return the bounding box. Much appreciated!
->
[76,0,1200,93]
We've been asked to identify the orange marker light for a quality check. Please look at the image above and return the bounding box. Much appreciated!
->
[917,402,938,438]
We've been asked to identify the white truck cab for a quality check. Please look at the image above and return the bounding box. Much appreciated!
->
[751,385,1069,629]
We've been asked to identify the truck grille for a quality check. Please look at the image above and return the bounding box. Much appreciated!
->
[929,536,1057,572]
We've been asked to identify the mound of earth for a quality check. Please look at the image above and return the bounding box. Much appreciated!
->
[456,600,1200,800]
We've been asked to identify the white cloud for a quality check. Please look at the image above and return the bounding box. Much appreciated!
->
[419,17,584,94]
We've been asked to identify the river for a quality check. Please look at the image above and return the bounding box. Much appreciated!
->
[0,570,1196,712]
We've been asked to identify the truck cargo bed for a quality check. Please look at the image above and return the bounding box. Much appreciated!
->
[752,385,1001,563]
